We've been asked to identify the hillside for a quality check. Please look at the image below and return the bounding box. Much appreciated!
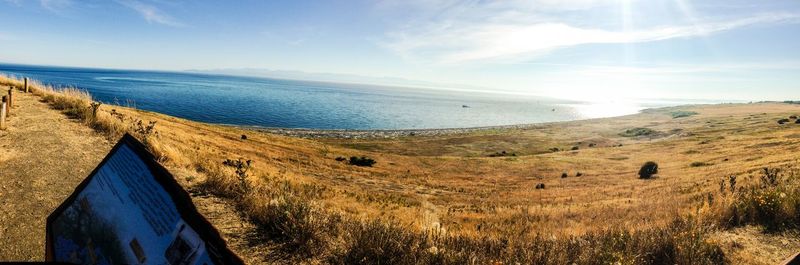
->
[2,75,800,264]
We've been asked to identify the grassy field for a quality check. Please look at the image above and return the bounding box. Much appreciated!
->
[3,74,800,264]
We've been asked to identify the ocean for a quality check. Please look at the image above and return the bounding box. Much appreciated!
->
[0,63,698,130]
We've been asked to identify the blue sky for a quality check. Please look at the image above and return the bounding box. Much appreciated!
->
[1,0,799,101]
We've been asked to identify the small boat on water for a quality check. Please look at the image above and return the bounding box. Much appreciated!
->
[462,105,470,108]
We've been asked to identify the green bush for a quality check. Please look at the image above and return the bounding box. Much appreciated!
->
[350,156,377,167]
[670,111,699,118]
[488,150,516,157]
[690,161,712,167]
[639,162,658,179]
[621,128,657,137]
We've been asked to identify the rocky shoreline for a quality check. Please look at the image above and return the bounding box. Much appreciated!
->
[244,123,546,139]
[237,106,681,139]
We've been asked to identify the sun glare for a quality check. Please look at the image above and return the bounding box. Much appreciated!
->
[621,0,635,63]
[567,101,644,119]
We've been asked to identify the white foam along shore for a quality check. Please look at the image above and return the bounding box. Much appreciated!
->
[243,123,548,139]
[239,103,716,139]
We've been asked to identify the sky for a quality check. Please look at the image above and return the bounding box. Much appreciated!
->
[1,0,799,101]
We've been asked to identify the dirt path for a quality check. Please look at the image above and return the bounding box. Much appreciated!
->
[0,91,113,260]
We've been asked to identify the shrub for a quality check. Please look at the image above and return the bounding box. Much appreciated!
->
[778,118,790,124]
[350,156,377,167]
[223,158,253,193]
[639,162,658,179]
[760,167,780,187]
[670,111,699,118]
[620,128,657,137]
[690,161,712,167]
[89,101,101,121]
[489,150,516,157]
[132,120,157,138]
[796,119,800,124]
[571,146,579,151]
[243,194,335,257]
[561,173,568,178]
[729,175,737,192]
[335,156,347,162]
[330,220,427,264]
[576,172,583,177]
[198,162,240,199]
[717,167,800,232]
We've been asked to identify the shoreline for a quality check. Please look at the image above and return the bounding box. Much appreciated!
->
[238,110,655,139]
[243,123,547,139]
[235,103,729,139]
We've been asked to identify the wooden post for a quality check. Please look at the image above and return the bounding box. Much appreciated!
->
[6,88,11,115]
[1,96,7,130]
[24,77,28,93]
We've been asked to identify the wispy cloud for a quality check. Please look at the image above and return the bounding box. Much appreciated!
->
[3,0,22,6]
[261,25,319,46]
[39,0,72,14]
[526,61,800,77]
[115,0,184,27]
[383,2,800,64]
[375,0,620,14]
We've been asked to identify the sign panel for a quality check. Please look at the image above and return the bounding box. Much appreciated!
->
[46,134,242,265]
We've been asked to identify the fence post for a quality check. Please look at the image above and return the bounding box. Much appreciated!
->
[6,88,11,115]
[24,77,29,93]
[1,95,7,130]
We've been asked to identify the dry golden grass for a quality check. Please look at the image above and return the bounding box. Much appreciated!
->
[4,74,800,263]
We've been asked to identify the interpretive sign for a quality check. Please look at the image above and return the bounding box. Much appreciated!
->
[46,134,242,265]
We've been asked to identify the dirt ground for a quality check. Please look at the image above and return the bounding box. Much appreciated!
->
[715,227,800,265]
[0,90,270,263]
[0,91,113,260]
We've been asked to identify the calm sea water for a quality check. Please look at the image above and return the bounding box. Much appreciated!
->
[0,63,695,130]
